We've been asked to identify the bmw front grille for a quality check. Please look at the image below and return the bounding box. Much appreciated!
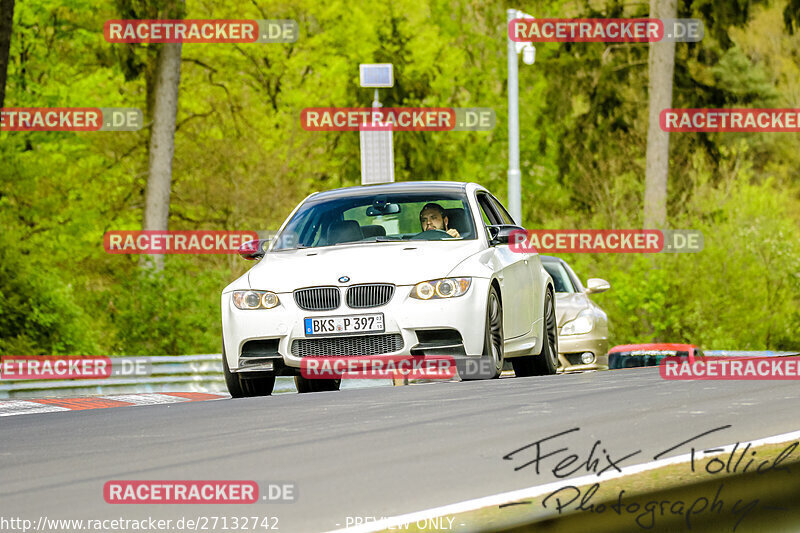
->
[294,287,341,311]
[346,283,395,309]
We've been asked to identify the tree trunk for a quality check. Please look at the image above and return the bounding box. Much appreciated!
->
[643,0,677,229]
[0,0,15,111]
[141,41,182,271]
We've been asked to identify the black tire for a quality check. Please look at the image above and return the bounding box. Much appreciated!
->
[511,352,535,377]
[294,375,341,393]
[223,347,275,397]
[531,289,559,376]
[223,348,244,398]
[240,373,277,396]
[465,285,504,380]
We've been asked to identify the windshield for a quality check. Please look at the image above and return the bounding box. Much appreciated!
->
[542,261,577,293]
[272,191,477,250]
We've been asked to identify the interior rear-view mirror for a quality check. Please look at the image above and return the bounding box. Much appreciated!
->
[366,203,401,216]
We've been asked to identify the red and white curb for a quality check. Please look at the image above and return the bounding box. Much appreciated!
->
[0,392,229,417]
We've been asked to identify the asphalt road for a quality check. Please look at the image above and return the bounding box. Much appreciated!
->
[2,368,799,532]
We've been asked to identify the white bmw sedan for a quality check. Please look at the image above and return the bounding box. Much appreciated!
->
[221,181,557,396]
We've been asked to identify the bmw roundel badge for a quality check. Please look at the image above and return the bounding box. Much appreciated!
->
[338,276,350,283]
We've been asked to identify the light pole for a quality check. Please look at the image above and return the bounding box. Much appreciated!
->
[359,63,395,184]
[507,9,535,225]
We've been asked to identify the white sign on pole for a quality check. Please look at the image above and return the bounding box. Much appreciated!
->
[359,64,394,87]
[360,121,394,184]
[358,63,395,184]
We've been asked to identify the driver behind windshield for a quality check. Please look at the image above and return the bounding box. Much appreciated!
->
[419,203,461,238]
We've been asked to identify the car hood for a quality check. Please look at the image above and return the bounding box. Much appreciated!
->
[248,240,482,292]
[554,292,591,325]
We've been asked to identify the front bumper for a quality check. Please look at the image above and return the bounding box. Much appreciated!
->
[221,279,491,372]
[556,332,609,373]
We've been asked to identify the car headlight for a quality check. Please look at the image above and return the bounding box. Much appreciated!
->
[233,290,280,310]
[561,309,594,335]
[410,278,471,300]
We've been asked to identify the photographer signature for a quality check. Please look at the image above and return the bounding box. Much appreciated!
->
[502,425,795,478]
[499,425,797,531]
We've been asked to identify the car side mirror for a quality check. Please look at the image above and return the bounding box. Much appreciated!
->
[488,225,526,246]
[238,239,270,260]
[585,278,611,294]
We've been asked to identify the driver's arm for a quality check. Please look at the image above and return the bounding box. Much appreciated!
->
[446,228,461,238]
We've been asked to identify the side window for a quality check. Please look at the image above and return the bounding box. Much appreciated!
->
[488,195,515,225]
[476,193,501,225]
[479,205,492,225]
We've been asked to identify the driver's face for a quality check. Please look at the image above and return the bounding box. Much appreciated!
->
[420,208,447,231]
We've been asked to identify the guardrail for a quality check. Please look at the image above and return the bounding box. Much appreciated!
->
[0,354,226,398]
[1,351,797,399]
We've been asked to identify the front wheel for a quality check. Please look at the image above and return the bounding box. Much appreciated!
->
[223,348,244,398]
[223,348,276,397]
[464,285,504,380]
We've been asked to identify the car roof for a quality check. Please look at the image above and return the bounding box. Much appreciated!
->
[308,181,474,201]
[608,343,699,354]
